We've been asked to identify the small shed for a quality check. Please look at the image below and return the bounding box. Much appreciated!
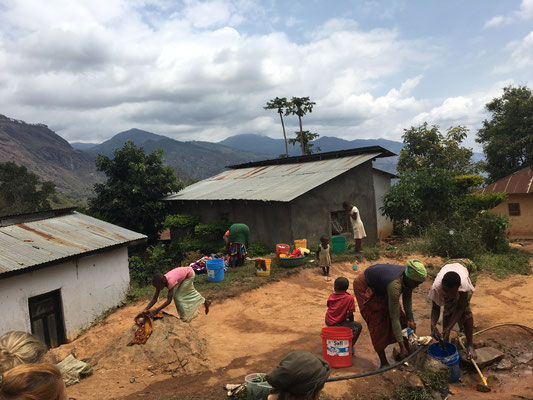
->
[476,167,533,239]
[0,208,146,347]
[165,146,395,248]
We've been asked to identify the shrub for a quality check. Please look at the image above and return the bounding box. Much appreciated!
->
[129,243,171,285]
[473,249,531,277]
[475,212,510,253]
[247,242,271,257]
[163,214,200,229]
[426,224,483,259]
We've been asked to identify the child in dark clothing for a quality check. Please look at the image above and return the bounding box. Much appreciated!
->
[325,277,363,354]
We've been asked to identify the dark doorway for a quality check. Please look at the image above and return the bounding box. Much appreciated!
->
[28,290,66,348]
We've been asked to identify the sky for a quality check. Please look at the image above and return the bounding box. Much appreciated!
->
[0,0,532,150]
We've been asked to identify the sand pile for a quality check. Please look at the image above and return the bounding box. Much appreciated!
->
[89,315,209,376]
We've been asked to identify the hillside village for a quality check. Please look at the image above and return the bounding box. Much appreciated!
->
[1,2,533,400]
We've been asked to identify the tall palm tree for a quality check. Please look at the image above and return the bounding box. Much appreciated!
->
[264,97,289,157]
[286,97,316,155]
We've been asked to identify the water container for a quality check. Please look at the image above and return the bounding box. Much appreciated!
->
[206,259,224,282]
[321,327,353,368]
[245,373,271,400]
[294,239,307,249]
[255,258,271,277]
[331,236,346,253]
[428,342,461,383]
[276,244,290,259]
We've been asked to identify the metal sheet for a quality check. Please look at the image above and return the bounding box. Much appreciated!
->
[0,212,146,275]
[477,168,533,194]
[166,153,379,202]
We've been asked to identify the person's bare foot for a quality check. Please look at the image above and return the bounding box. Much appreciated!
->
[204,299,211,315]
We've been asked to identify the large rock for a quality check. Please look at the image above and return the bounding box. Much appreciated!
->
[460,347,504,368]
[516,352,533,365]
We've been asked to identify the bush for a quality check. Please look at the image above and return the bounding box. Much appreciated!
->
[473,249,531,277]
[163,214,200,230]
[129,243,171,285]
[426,224,483,259]
[475,212,510,253]
[247,242,271,257]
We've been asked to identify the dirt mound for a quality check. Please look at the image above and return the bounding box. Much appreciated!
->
[89,315,209,377]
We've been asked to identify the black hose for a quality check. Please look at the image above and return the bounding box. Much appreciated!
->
[326,343,426,382]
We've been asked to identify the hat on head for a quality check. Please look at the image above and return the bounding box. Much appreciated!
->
[405,259,427,282]
[266,351,330,395]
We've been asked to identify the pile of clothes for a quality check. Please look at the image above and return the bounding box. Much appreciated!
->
[189,254,229,274]
[280,247,311,258]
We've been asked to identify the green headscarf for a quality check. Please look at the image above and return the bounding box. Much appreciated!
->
[266,350,330,395]
[405,259,427,282]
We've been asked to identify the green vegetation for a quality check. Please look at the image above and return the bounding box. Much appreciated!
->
[289,130,321,155]
[477,85,533,182]
[285,96,316,155]
[264,97,290,157]
[89,140,182,241]
[0,161,57,215]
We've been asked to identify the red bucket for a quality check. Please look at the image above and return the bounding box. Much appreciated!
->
[276,243,290,259]
[321,327,353,368]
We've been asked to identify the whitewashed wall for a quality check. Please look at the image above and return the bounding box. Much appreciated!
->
[0,247,130,340]
[373,170,394,239]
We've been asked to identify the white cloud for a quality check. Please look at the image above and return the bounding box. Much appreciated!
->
[494,31,533,73]
[484,0,533,28]
[0,1,439,143]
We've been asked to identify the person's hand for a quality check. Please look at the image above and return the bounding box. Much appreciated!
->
[407,320,416,333]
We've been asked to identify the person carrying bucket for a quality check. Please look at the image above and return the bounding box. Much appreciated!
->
[266,350,330,400]
[353,260,427,367]
[325,277,363,354]
[429,258,478,360]
[135,266,211,323]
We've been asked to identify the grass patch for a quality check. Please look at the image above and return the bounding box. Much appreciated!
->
[419,370,448,392]
[126,254,318,303]
[472,248,531,278]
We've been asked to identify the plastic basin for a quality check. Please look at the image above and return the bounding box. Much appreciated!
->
[279,256,305,268]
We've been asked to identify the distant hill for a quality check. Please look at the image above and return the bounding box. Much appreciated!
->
[70,142,97,150]
[219,134,403,174]
[86,129,267,181]
[0,114,103,200]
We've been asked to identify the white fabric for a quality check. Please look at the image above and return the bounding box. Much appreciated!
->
[349,206,366,239]
[429,263,475,307]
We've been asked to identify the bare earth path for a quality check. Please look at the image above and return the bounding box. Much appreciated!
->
[59,251,533,400]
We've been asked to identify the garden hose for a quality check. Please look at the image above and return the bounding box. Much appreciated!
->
[473,323,533,337]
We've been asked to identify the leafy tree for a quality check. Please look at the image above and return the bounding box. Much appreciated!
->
[286,97,316,155]
[288,130,321,155]
[89,141,182,240]
[0,162,56,215]
[264,97,290,157]
[398,123,478,174]
[476,85,533,182]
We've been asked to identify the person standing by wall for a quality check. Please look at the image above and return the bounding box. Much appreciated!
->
[224,223,250,268]
[343,202,366,252]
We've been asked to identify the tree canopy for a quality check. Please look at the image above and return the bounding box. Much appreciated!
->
[397,123,478,175]
[0,161,56,216]
[476,85,533,182]
[264,97,290,157]
[285,97,316,155]
[89,141,182,240]
[288,130,321,155]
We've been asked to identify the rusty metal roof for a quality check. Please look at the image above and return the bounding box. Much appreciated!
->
[0,211,146,276]
[166,152,380,202]
[476,168,533,195]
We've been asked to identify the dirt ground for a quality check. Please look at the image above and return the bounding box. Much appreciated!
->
[51,247,533,400]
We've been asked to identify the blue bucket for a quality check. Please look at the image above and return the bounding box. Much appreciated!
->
[206,259,224,282]
[428,342,461,383]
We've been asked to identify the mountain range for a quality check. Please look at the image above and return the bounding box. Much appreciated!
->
[1,112,483,202]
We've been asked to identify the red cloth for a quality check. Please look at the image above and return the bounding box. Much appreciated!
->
[325,291,356,325]
[353,273,407,352]
[291,249,302,257]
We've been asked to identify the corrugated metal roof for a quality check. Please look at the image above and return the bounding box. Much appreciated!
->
[166,153,380,202]
[476,168,533,195]
[0,211,146,275]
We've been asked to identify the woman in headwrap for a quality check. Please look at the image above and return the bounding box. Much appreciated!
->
[266,350,330,400]
[353,260,427,367]
[223,223,250,268]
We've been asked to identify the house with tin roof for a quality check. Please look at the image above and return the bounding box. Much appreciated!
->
[165,146,396,248]
[0,208,146,348]
[476,167,533,239]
